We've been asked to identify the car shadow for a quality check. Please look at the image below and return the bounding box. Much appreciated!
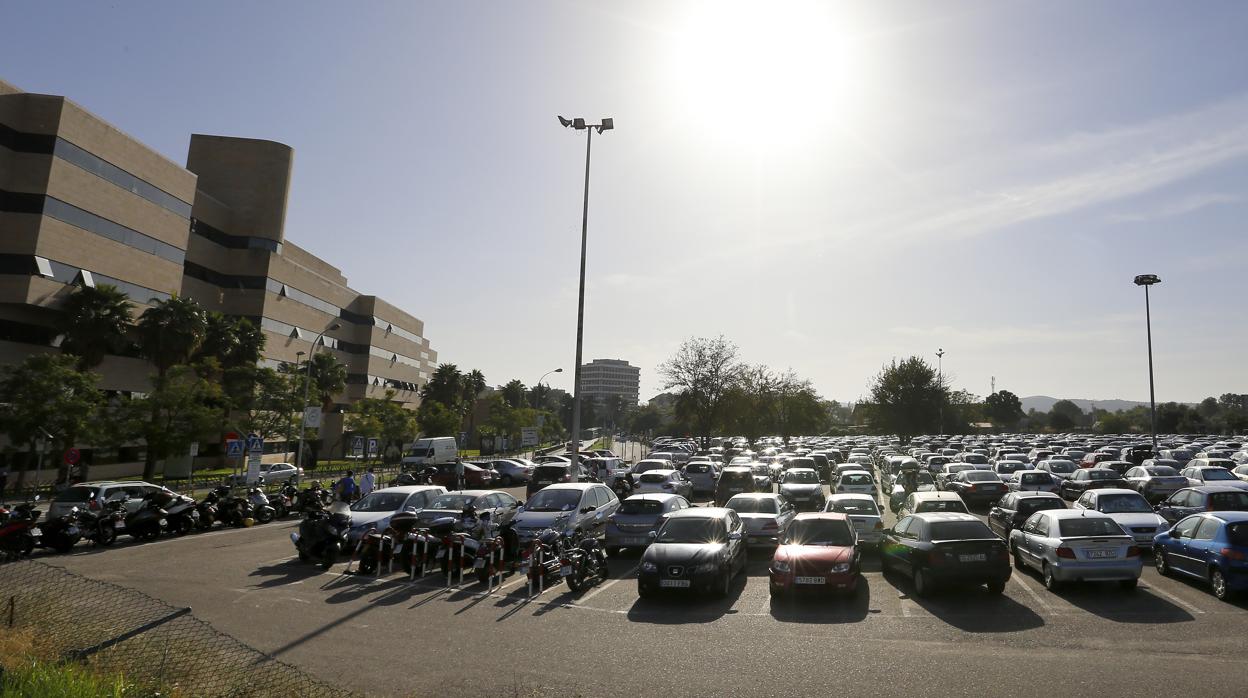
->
[768,576,871,624]
[625,572,749,624]
[1014,565,1195,623]
[886,569,1045,632]
[248,559,327,588]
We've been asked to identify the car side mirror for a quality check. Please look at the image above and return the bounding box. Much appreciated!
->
[648,530,658,539]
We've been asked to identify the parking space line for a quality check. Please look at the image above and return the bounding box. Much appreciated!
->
[1010,574,1055,615]
[572,565,638,607]
[1140,582,1206,615]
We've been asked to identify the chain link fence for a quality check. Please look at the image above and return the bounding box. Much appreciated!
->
[0,560,350,697]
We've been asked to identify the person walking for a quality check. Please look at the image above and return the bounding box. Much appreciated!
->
[454,458,465,491]
[360,468,376,498]
[335,470,357,503]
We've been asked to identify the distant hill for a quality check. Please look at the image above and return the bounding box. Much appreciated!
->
[1020,396,1184,413]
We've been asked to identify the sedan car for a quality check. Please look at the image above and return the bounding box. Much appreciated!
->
[511,483,620,542]
[420,462,497,490]
[414,489,520,537]
[987,491,1066,542]
[880,513,1010,596]
[635,469,694,499]
[825,494,884,547]
[895,491,970,518]
[1035,459,1079,481]
[1153,512,1248,600]
[526,464,589,498]
[1181,465,1248,491]
[345,485,447,544]
[769,513,860,596]
[224,462,303,487]
[779,468,826,510]
[683,461,721,496]
[1071,488,1168,549]
[725,493,797,547]
[714,467,760,505]
[1058,468,1129,501]
[992,460,1028,483]
[1009,470,1061,494]
[1154,486,1248,524]
[485,459,533,486]
[637,507,748,598]
[946,470,1008,507]
[834,470,877,497]
[1123,465,1189,502]
[1009,510,1142,591]
[605,493,691,553]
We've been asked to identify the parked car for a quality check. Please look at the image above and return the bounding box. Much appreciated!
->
[511,483,619,542]
[1154,486,1248,524]
[1153,512,1248,600]
[1070,488,1168,549]
[632,459,677,476]
[725,493,797,547]
[769,513,860,596]
[1181,465,1248,491]
[605,493,691,553]
[637,507,748,598]
[412,489,519,538]
[683,461,721,496]
[225,462,304,487]
[715,467,760,505]
[1058,468,1129,500]
[1035,459,1079,481]
[526,464,589,498]
[1123,465,1189,502]
[485,459,533,486]
[635,469,694,499]
[935,463,976,490]
[418,462,497,490]
[987,491,1066,542]
[896,491,970,518]
[825,493,884,548]
[834,470,877,497]
[345,485,445,544]
[1008,470,1061,494]
[48,481,167,521]
[888,470,937,511]
[880,513,1010,596]
[1009,509,1142,591]
[993,460,1028,482]
[946,470,1008,507]
[778,468,826,510]
[750,464,774,492]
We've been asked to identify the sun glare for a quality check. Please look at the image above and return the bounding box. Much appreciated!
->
[669,1,867,146]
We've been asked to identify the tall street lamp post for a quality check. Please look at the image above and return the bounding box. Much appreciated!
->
[533,368,563,409]
[936,348,945,435]
[297,322,341,471]
[1134,274,1161,450]
[558,115,613,482]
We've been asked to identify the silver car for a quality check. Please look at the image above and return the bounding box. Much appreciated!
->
[635,469,694,499]
[684,460,721,496]
[47,481,166,521]
[725,493,796,547]
[1009,470,1061,494]
[1071,488,1169,549]
[511,483,620,542]
[1009,509,1143,591]
[1123,465,1189,502]
[1035,459,1079,481]
[604,493,691,552]
[825,493,884,546]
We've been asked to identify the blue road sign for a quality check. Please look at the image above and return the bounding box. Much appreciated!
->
[226,440,243,457]
[247,434,263,453]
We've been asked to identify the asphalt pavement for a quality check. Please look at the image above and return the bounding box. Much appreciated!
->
[38,474,1248,697]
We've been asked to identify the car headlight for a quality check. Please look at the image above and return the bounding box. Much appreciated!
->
[641,561,658,573]
[693,562,718,574]
[830,562,852,574]
[773,560,791,573]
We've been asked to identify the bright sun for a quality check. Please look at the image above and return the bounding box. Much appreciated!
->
[668,1,867,146]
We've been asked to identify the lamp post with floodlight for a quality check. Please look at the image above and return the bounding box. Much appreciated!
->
[1134,274,1161,450]
[297,322,341,471]
[533,368,563,409]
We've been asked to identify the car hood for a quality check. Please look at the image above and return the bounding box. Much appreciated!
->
[1104,512,1168,528]
[774,544,853,565]
[643,543,724,566]
[780,484,822,495]
[349,511,396,531]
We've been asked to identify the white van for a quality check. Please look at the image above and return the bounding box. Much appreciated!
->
[401,437,458,467]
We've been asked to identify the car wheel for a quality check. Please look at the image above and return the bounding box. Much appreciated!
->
[500,475,512,487]
[912,567,932,597]
[638,584,654,600]
[1211,568,1230,601]
[1043,563,1062,592]
[1154,548,1170,576]
[1013,546,1026,571]
[717,569,732,598]
[1119,578,1138,591]
[986,579,1006,595]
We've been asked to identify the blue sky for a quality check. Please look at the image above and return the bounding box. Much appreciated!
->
[4,1,1246,404]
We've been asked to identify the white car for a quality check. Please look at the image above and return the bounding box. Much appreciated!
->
[835,470,877,496]
[634,469,694,499]
[1181,465,1248,491]
[1071,488,1169,549]
[631,459,676,476]
[825,493,884,546]
[1009,470,1061,494]
[1036,459,1079,481]
[725,493,796,547]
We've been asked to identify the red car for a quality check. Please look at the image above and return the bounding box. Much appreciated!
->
[424,462,497,489]
[768,512,860,597]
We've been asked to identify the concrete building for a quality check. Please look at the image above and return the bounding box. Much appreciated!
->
[580,359,640,406]
[0,78,436,476]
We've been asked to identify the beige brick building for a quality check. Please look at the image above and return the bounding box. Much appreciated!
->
[0,78,436,476]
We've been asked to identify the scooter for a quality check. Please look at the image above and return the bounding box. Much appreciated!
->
[195,488,222,531]
[123,494,168,542]
[0,498,43,560]
[270,483,298,518]
[247,487,275,524]
[152,489,199,535]
[292,501,351,569]
[37,506,85,554]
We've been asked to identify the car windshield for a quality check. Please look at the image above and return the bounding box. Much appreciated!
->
[1208,493,1248,510]
[1046,462,1076,473]
[351,492,413,512]
[426,494,478,511]
[634,461,668,473]
[1017,498,1065,515]
[829,499,879,515]
[639,473,669,484]
[965,472,999,482]
[685,463,712,473]
[783,471,819,484]
[1086,470,1119,480]
[523,490,582,512]
[1201,469,1236,481]
[929,520,993,540]
[913,472,935,485]
[533,466,568,479]
[1058,518,1124,537]
[1145,467,1179,476]
[997,462,1023,473]
[843,474,872,484]
[915,500,967,513]
[1020,473,1050,483]
[784,519,853,546]
[727,497,778,514]
[656,518,725,544]
[53,486,99,502]
[1096,494,1151,513]
[618,499,664,516]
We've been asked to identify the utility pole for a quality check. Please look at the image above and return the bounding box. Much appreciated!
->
[936,348,945,435]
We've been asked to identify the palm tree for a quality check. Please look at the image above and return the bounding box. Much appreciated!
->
[501,379,527,408]
[58,284,133,370]
[422,363,463,408]
[462,370,487,408]
[308,351,346,413]
[136,295,208,379]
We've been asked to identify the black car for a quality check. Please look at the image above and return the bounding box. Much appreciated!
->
[880,512,1010,596]
[1155,486,1248,524]
[637,507,747,599]
[778,468,826,511]
[526,464,587,498]
[988,492,1066,541]
[946,471,1008,507]
[1059,468,1128,500]
[715,468,759,505]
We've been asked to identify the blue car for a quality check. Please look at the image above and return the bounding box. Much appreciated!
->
[1153,511,1248,601]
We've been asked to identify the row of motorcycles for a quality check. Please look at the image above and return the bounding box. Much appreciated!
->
[292,503,609,593]
[0,481,340,561]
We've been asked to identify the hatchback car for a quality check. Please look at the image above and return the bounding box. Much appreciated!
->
[825,493,884,547]
[946,470,1008,507]
[637,507,748,598]
[683,461,721,496]
[1036,459,1079,481]
[1009,509,1142,591]
[896,491,969,518]
[1070,488,1168,549]
[526,464,589,498]
[987,491,1066,541]
[1181,465,1248,491]
[779,468,826,510]
[881,513,1010,596]
[1153,512,1248,600]
[725,493,797,547]
[511,483,619,542]
[714,467,759,505]
[485,459,533,486]
[605,493,691,553]
[1154,486,1248,524]
[834,470,877,497]
[635,469,694,499]
[1123,465,1189,502]
[769,513,859,596]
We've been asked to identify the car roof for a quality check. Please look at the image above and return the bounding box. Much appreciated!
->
[727,492,782,500]
[442,489,496,497]
[1013,491,1062,499]
[385,485,445,494]
[911,512,979,523]
[1083,488,1138,496]
[667,506,731,519]
[829,493,876,501]
[623,493,683,502]
[1189,485,1247,493]
[640,469,677,476]
[1044,509,1112,520]
[1209,511,1248,523]
[542,483,600,491]
[722,466,753,473]
[911,491,962,501]
[792,512,848,522]
[786,467,817,473]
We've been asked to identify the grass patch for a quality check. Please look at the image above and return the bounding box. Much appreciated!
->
[0,660,149,698]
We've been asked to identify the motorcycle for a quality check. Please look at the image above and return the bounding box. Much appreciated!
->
[270,483,298,518]
[37,506,85,554]
[196,488,223,530]
[611,476,634,501]
[247,487,275,524]
[295,482,331,514]
[292,501,351,569]
[215,487,255,527]
[519,529,570,592]
[123,494,169,542]
[151,489,199,535]
[561,532,609,592]
[82,498,128,546]
[0,498,43,561]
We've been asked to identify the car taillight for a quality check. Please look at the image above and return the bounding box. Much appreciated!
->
[1056,547,1076,559]
[1220,547,1247,561]
[1125,546,1141,557]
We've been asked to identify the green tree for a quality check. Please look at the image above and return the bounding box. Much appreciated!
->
[658,335,742,447]
[984,390,1024,430]
[57,284,133,370]
[1097,411,1132,434]
[501,379,528,408]
[423,363,464,410]
[135,296,209,479]
[417,399,462,438]
[1050,400,1084,428]
[346,389,418,463]
[0,354,104,487]
[773,371,826,439]
[866,356,945,443]
[125,366,222,479]
[238,368,300,443]
[307,351,347,412]
[628,404,665,435]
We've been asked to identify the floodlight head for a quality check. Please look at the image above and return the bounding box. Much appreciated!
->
[555,367,564,373]
[558,116,573,128]
[573,117,586,130]
[600,118,614,132]
[1133,274,1160,286]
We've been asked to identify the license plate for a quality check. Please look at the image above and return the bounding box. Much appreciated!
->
[795,576,826,585]
[959,554,986,562]
[1087,549,1116,559]
[473,558,486,569]
[660,579,691,588]
[560,565,573,577]
[114,521,125,530]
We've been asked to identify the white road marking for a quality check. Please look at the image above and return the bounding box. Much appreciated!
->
[1011,573,1055,615]
[572,565,638,607]
[1140,582,1206,615]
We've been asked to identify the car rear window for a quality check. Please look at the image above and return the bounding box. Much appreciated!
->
[534,465,568,479]
[1209,493,1248,510]
[929,520,993,540]
[1016,498,1064,515]
[829,499,879,515]
[915,500,967,513]
[843,474,872,484]
[639,473,669,484]
[53,486,99,502]
[618,499,663,516]
[1021,473,1049,484]
[1145,466,1179,476]
[685,463,712,474]
[727,497,778,514]
[965,472,999,482]
[1086,470,1119,480]
[1058,518,1123,537]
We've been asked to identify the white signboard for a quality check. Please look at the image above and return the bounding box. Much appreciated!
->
[303,406,322,429]
[521,427,539,447]
[245,433,263,486]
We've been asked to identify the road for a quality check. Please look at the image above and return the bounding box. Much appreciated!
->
[39,477,1248,697]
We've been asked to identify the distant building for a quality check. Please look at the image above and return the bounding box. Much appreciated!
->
[580,359,640,406]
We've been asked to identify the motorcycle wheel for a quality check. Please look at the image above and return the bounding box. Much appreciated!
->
[256,508,273,524]
[567,565,584,592]
[359,554,376,575]
[174,517,193,536]
[96,524,117,547]
[138,525,161,542]
[319,542,340,570]
[273,502,287,519]
[197,515,214,531]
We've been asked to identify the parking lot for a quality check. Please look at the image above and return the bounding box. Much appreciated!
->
[41,479,1248,697]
